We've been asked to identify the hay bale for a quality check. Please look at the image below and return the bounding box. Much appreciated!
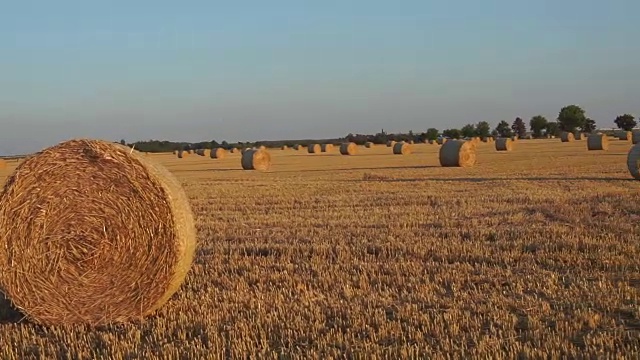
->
[574,132,584,140]
[339,142,357,155]
[386,140,396,147]
[241,149,271,171]
[495,138,514,151]
[619,131,632,141]
[436,138,447,145]
[241,147,252,155]
[281,145,288,150]
[320,144,334,153]
[393,142,412,155]
[627,143,640,180]
[194,149,205,156]
[210,148,226,159]
[177,149,189,158]
[587,134,609,151]
[230,148,238,153]
[0,139,196,326]
[308,144,321,154]
[510,135,518,141]
[439,140,476,167]
[365,142,374,148]
[632,131,640,145]
[293,144,303,151]
[560,132,575,142]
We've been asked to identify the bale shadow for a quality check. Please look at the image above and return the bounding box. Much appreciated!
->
[0,292,25,324]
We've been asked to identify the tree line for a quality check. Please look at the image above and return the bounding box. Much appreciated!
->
[122,104,637,152]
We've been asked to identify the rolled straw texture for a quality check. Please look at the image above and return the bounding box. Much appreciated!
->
[0,139,196,326]
[339,142,357,155]
[393,142,412,155]
[320,144,334,153]
[628,143,640,180]
[620,131,632,141]
[365,142,374,148]
[560,132,574,142]
[574,132,584,140]
[386,140,396,147]
[495,138,513,151]
[241,149,271,171]
[587,134,609,151]
[308,144,320,154]
[177,150,189,158]
[439,140,476,167]
[210,148,226,159]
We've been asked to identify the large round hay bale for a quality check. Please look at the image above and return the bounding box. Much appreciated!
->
[320,144,334,153]
[627,143,640,180]
[439,140,476,167]
[620,131,632,141]
[0,139,196,326]
[364,142,374,148]
[393,142,412,155]
[495,138,514,151]
[587,134,609,151]
[308,144,320,154]
[241,149,271,171]
[339,142,357,155]
[210,148,226,159]
[241,147,252,155]
[560,132,575,142]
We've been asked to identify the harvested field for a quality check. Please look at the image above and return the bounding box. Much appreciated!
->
[1,139,640,358]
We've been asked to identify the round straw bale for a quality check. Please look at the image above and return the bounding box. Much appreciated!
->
[258,145,266,150]
[241,149,271,171]
[439,140,476,167]
[177,149,189,158]
[386,140,396,147]
[510,135,518,141]
[230,148,238,153]
[560,132,575,142]
[627,143,640,180]
[632,131,640,145]
[437,138,447,145]
[308,144,321,154]
[293,144,302,150]
[574,132,584,140]
[393,142,412,155]
[0,139,196,326]
[620,131,632,141]
[495,138,514,151]
[587,134,609,151]
[210,148,226,159]
[320,144,334,152]
[428,139,435,144]
[281,145,288,150]
[339,142,357,155]
[365,142,374,148]
[194,149,204,156]
[409,140,415,144]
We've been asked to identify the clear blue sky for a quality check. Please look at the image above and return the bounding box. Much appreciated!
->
[1,0,638,155]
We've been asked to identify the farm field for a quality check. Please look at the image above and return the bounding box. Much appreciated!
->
[1,138,640,358]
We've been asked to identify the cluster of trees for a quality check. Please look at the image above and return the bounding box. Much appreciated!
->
[121,105,637,152]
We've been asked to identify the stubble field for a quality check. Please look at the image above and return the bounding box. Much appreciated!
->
[1,138,640,359]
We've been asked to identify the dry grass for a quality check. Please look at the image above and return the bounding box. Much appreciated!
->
[1,139,640,358]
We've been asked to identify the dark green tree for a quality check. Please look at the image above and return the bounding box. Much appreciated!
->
[557,105,586,132]
[475,121,491,138]
[614,114,637,131]
[529,115,548,138]
[581,118,596,133]
[545,122,560,137]
[119,139,126,146]
[460,124,476,138]
[425,128,439,141]
[494,120,512,137]
[511,117,527,138]
[442,129,461,139]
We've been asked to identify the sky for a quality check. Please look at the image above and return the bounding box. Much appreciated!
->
[0,0,638,155]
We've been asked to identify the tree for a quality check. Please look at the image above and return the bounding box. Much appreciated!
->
[545,122,560,137]
[557,105,586,132]
[614,114,637,131]
[442,129,461,139]
[494,120,512,137]
[511,117,527,138]
[460,124,476,138]
[120,139,126,146]
[425,128,439,141]
[581,118,596,133]
[529,116,548,138]
[475,121,491,138]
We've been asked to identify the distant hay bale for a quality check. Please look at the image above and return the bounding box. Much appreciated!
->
[472,137,481,144]
[482,136,494,143]
[177,150,189,158]
[210,148,226,159]
[393,142,412,155]
[632,132,640,144]
[510,135,518,141]
[241,149,271,171]
[308,144,321,154]
[574,132,584,140]
[560,132,575,142]
[619,131,632,141]
[386,140,396,147]
[0,139,196,326]
[258,145,266,150]
[365,142,374,148]
[194,149,205,156]
[437,138,447,145]
[439,140,477,167]
[495,138,514,151]
[409,140,415,144]
[230,148,238,153]
[281,145,288,150]
[428,139,435,144]
[293,144,303,150]
[339,142,357,155]
[321,144,334,152]
[627,144,640,180]
[587,134,609,151]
